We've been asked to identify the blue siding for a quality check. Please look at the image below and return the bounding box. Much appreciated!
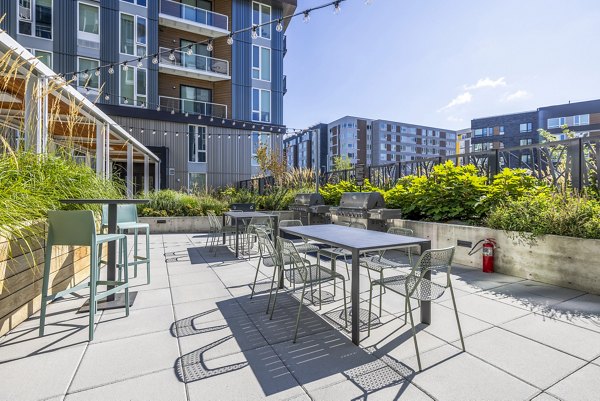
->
[100,0,119,105]
[52,0,77,74]
[232,0,252,121]
[0,0,16,36]
[271,5,284,125]
[147,0,158,107]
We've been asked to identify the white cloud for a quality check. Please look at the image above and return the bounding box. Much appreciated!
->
[439,92,472,111]
[464,77,507,90]
[504,90,530,102]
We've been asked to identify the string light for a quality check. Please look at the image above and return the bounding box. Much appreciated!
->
[104,94,109,101]
[227,34,234,45]
[122,62,128,72]
[334,1,341,14]
[170,109,175,115]
[185,112,189,117]
[152,130,156,135]
[276,19,283,32]
[303,11,310,23]
[156,105,161,111]
[152,55,159,64]
[186,45,193,55]
[198,114,202,120]
[168,50,175,61]
[108,65,114,74]
[206,40,213,52]
[137,58,143,68]
[123,97,128,104]
[164,131,167,136]
[251,26,258,39]
[94,68,101,77]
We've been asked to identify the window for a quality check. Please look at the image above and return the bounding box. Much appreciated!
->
[78,3,99,39]
[499,126,505,135]
[77,57,99,89]
[251,132,270,166]
[252,88,270,122]
[520,139,532,146]
[34,49,52,68]
[120,67,146,107]
[19,0,52,39]
[521,154,532,164]
[474,128,483,137]
[520,123,532,133]
[188,125,206,163]
[121,0,147,6]
[120,14,146,56]
[252,2,271,39]
[547,118,560,128]
[188,173,206,192]
[252,45,271,81]
[574,114,590,126]
[181,86,212,115]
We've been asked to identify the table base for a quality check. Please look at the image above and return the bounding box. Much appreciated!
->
[77,291,138,313]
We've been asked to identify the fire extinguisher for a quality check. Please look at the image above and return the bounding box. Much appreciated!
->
[468,238,497,273]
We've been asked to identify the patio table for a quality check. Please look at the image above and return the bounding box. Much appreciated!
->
[60,198,148,310]
[223,211,279,258]
[279,224,431,345]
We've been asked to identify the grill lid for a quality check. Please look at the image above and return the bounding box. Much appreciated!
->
[291,193,325,207]
[338,192,385,210]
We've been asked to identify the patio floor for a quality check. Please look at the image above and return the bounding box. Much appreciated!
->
[1,233,599,401]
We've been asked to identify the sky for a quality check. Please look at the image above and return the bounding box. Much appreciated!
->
[283,0,600,131]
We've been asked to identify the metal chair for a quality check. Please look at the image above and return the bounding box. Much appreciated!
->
[367,246,465,371]
[271,237,348,342]
[102,204,151,284]
[244,215,273,255]
[278,220,320,255]
[40,210,130,341]
[361,227,415,316]
[317,221,366,279]
[250,227,285,300]
[206,211,236,255]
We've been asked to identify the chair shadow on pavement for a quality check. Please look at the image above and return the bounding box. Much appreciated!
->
[172,291,420,399]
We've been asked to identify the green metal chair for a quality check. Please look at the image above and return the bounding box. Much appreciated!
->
[40,210,130,341]
[367,246,465,371]
[361,227,415,316]
[244,215,274,255]
[206,211,236,255]
[102,204,151,284]
[316,221,366,279]
[278,220,320,255]
[271,237,348,342]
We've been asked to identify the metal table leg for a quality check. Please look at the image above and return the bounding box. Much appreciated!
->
[222,214,226,244]
[351,248,360,345]
[420,241,432,324]
[235,218,239,258]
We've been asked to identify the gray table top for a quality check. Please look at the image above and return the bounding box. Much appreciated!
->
[224,211,277,219]
[280,224,430,252]
[60,199,149,204]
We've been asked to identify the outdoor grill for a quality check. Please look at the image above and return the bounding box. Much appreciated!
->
[331,192,402,231]
[288,193,331,225]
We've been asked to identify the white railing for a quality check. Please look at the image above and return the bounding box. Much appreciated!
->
[159,96,227,119]
[159,47,229,77]
[160,0,228,31]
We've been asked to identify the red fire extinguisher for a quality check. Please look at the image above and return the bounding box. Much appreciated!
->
[469,239,497,273]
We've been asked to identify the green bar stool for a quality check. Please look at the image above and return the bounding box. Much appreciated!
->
[102,204,151,284]
[39,210,130,341]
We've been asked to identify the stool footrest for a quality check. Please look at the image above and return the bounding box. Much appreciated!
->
[96,282,129,301]
[44,280,90,301]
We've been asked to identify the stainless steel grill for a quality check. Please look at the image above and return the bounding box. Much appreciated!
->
[331,192,401,231]
[288,193,330,225]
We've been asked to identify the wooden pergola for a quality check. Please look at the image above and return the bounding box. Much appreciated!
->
[0,31,160,195]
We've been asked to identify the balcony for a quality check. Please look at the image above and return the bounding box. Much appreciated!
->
[159,48,230,82]
[283,75,287,95]
[159,0,229,38]
[159,95,227,118]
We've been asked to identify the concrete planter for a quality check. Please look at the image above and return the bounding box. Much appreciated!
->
[139,210,296,234]
[390,219,600,295]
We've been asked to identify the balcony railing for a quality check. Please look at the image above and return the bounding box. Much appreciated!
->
[159,96,227,119]
[159,47,229,79]
[160,0,228,32]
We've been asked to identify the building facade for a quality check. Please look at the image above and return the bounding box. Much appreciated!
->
[326,116,456,169]
[283,123,327,172]
[0,0,296,190]
[470,99,600,156]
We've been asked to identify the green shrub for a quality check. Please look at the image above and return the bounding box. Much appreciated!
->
[480,168,550,212]
[139,190,228,217]
[485,191,600,239]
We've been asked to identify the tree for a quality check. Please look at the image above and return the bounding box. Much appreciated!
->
[332,155,352,171]
[254,144,287,185]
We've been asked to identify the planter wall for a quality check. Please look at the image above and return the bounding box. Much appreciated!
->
[139,211,296,234]
[390,219,600,295]
[0,223,94,337]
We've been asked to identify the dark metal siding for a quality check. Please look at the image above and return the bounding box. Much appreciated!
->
[100,0,119,105]
[270,5,283,125]
[0,0,17,36]
[147,0,158,107]
[53,0,77,74]
[471,111,539,148]
[231,0,252,121]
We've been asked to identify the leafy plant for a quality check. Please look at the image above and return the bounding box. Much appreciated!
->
[479,168,550,212]
[139,190,228,217]
[332,155,352,171]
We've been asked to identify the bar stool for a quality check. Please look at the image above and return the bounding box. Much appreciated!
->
[39,210,130,341]
[102,204,151,284]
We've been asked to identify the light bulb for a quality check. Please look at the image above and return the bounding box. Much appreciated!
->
[227,34,233,45]
[176,132,179,137]
[72,73,78,81]
[152,55,159,64]
[108,65,114,74]
[137,58,143,68]
[276,20,283,32]
[222,119,225,124]
[185,112,189,117]
[156,106,161,111]
[169,51,175,61]
[334,2,341,14]
[303,11,310,23]
[140,102,145,108]
[152,130,156,135]
[104,94,110,101]
[123,97,128,104]
[251,26,258,39]
[207,40,213,52]
[186,46,193,55]
[228,134,231,139]
[164,131,167,136]
[233,121,236,126]
[122,62,128,72]
[171,109,175,115]
[198,114,202,120]
[82,70,89,79]
[140,129,144,134]
[210,117,214,122]
[94,68,100,77]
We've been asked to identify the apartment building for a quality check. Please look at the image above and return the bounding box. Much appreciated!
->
[456,128,472,154]
[470,99,600,159]
[1,0,295,191]
[326,116,457,169]
[283,123,327,172]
